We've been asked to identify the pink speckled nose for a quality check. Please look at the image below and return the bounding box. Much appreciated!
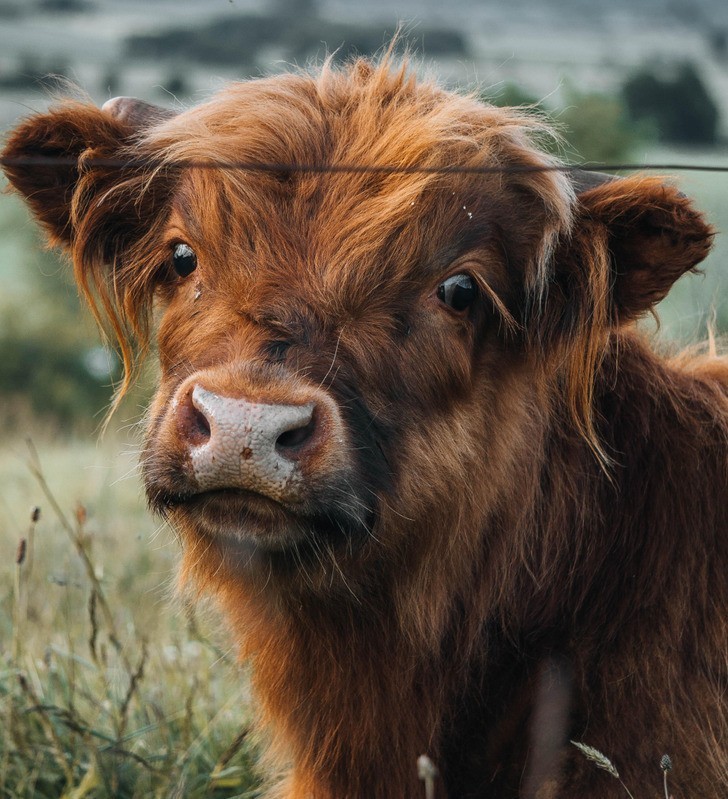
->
[180,385,317,501]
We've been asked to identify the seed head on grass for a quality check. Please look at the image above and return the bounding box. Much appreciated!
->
[571,741,636,799]
[571,741,620,778]
[13,537,27,665]
[25,505,40,580]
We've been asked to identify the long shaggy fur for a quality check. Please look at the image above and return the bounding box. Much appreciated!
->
[3,57,726,798]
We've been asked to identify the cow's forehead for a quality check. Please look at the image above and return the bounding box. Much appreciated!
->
[148,66,571,212]
[168,163,495,277]
[155,70,498,166]
[148,66,573,300]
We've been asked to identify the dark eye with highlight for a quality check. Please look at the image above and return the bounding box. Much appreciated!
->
[172,243,197,277]
[437,274,478,312]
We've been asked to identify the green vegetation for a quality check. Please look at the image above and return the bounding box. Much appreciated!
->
[0,194,150,435]
[0,438,260,798]
[623,61,720,145]
[125,13,467,70]
[490,60,723,159]
[555,87,643,164]
[486,83,642,163]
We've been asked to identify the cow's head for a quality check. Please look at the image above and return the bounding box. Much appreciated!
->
[2,61,712,603]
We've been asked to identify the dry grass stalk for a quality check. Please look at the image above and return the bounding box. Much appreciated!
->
[87,588,99,664]
[12,537,26,665]
[209,726,250,789]
[571,741,635,799]
[24,438,133,674]
[118,642,148,738]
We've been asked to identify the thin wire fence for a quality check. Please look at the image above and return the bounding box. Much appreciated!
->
[2,155,728,175]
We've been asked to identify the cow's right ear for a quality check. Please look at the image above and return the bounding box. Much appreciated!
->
[1,104,136,246]
[2,98,175,247]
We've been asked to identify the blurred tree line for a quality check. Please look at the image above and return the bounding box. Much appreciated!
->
[623,62,720,145]
[125,0,467,69]
[489,60,721,161]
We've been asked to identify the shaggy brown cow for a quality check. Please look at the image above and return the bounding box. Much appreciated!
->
[3,59,727,799]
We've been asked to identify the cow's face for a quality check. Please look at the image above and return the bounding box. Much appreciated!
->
[138,106,562,589]
[2,64,712,597]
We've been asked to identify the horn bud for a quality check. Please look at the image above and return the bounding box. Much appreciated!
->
[101,96,176,129]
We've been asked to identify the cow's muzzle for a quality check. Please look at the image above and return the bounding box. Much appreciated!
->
[180,385,318,502]
[143,370,376,557]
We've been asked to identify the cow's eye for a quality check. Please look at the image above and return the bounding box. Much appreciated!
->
[437,274,477,312]
[172,243,197,277]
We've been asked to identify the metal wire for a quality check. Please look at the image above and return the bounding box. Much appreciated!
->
[1,155,728,175]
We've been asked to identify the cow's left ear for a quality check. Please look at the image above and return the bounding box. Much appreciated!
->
[576,175,714,323]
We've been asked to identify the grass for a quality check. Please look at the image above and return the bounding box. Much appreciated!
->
[0,433,261,798]
[571,742,676,799]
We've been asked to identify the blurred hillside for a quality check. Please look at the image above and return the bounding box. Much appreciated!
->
[1,0,728,130]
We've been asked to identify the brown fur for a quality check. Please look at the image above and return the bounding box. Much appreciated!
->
[3,58,727,798]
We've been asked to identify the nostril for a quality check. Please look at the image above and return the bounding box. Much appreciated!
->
[276,414,316,454]
[191,405,211,442]
[178,392,212,448]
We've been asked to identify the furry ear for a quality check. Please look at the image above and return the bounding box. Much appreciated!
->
[2,100,180,405]
[530,175,713,464]
[1,98,176,248]
[1,104,136,246]
[577,175,713,323]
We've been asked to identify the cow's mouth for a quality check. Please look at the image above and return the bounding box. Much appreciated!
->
[155,483,375,556]
[169,487,309,549]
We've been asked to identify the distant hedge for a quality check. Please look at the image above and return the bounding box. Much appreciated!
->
[623,62,720,145]
[126,14,468,68]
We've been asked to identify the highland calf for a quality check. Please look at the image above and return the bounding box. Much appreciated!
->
[3,59,727,799]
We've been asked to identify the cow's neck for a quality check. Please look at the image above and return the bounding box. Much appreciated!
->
[215,579,458,798]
